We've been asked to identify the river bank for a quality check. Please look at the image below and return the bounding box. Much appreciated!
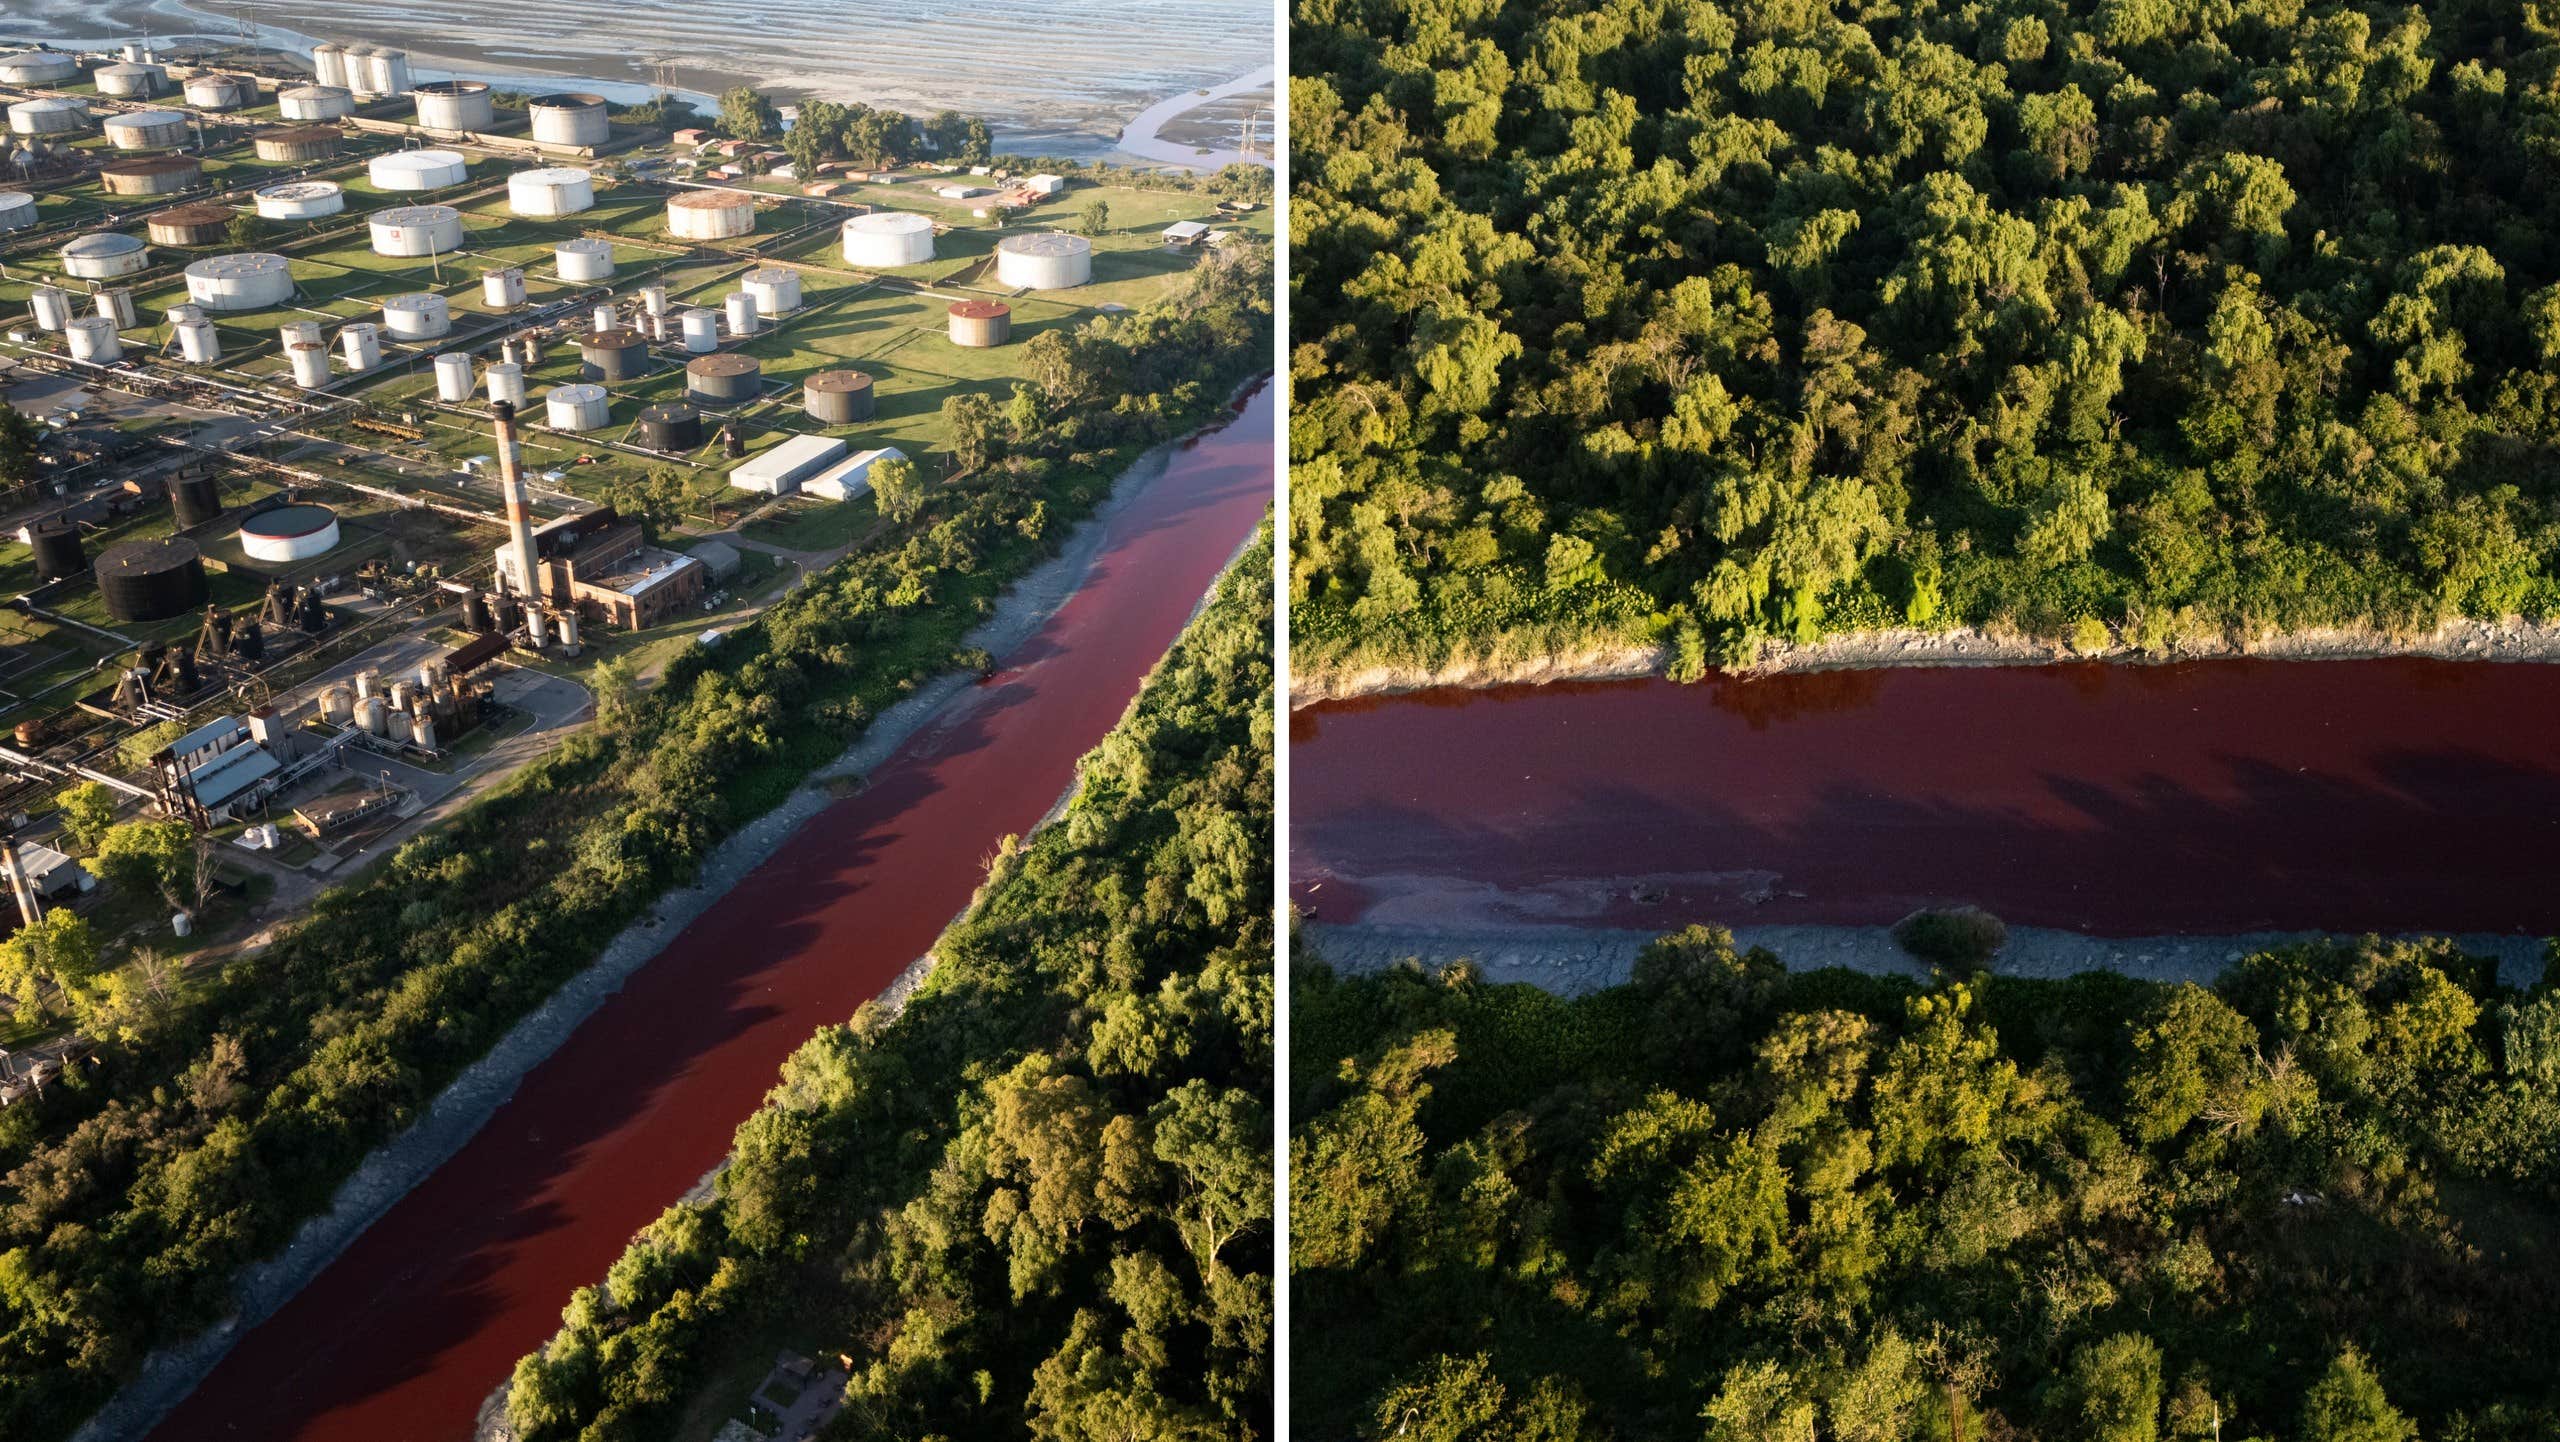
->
[79,386,1271,1442]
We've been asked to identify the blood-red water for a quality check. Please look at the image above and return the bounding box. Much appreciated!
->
[1292,659,2560,936]
[145,387,1270,1441]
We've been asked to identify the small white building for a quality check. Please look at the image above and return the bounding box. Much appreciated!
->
[15,841,95,900]
[1162,220,1210,246]
[727,434,848,496]
[1024,174,1067,196]
[802,446,909,502]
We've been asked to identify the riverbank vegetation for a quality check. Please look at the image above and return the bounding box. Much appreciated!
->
[504,532,1273,1440]
[0,250,1271,1439]
[1293,928,2560,1439]
[1291,1,2560,682]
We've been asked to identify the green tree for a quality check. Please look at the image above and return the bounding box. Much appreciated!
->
[717,86,778,142]
[869,455,923,522]
[54,782,117,854]
[1079,199,1112,237]
[2298,1349,2416,1442]
[2068,1334,2164,1442]
[96,817,195,911]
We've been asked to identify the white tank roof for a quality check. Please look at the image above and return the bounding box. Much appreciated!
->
[185,252,291,280]
[372,150,466,176]
[513,166,592,186]
[845,211,932,235]
[257,181,342,203]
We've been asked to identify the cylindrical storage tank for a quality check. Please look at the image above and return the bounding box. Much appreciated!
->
[103,110,190,151]
[253,125,341,164]
[29,520,85,580]
[482,268,526,309]
[666,190,753,240]
[685,352,760,404]
[61,233,149,279]
[0,193,35,232]
[312,43,348,90]
[98,156,201,196]
[94,63,167,99]
[6,99,87,137]
[287,341,332,388]
[804,370,876,424]
[378,52,414,98]
[94,288,137,330]
[65,317,122,363]
[412,712,438,750]
[382,709,413,744]
[171,473,221,528]
[369,149,468,191]
[556,237,613,281]
[175,317,220,363]
[29,286,71,332]
[341,45,381,97]
[556,609,580,647]
[381,292,451,340]
[0,52,79,86]
[254,180,343,221]
[320,685,353,724]
[370,205,464,257]
[723,290,758,337]
[340,322,382,371]
[282,83,353,122]
[240,503,341,562]
[165,302,205,326]
[358,693,386,735]
[544,383,608,432]
[94,537,208,621]
[506,166,594,218]
[145,202,233,247]
[354,668,379,700]
[524,607,550,647]
[678,309,719,353]
[638,402,701,451]
[840,211,934,268]
[579,329,644,382]
[641,284,668,318]
[741,266,802,317]
[527,92,610,147]
[279,320,323,351]
[412,80,493,132]
[433,352,475,401]
[590,305,617,333]
[485,361,526,407]
[186,253,293,310]
[181,73,254,112]
[994,232,1092,290]
[947,299,1011,347]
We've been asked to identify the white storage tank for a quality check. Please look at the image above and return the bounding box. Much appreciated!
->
[0,193,36,232]
[311,43,349,90]
[840,210,934,268]
[412,80,493,132]
[507,166,594,217]
[165,301,205,326]
[0,51,78,86]
[556,237,614,281]
[280,319,323,351]
[186,253,294,311]
[485,360,526,407]
[482,268,527,309]
[358,693,386,735]
[591,304,618,333]
[339,322,382,371]
[64,316,121,363]
[433,352,475,401]
[61,233,150,280]
[370,149,468,191]
[181,73,254,111]
[370,204,464,257]
[723,290,759,337]
[95,288,137,330]
[175,316,221,363]
[666,190,754,240]
[528,93,610,147]
[103,110,190,151]
[678,309,720,353]
[641,284,669,318]
[379,51,415,97]
[279,85,354,121]
[239,503,342,561]
[29,286,72,332]
[6,99,87,136]
[254,181,344,221]
[94,63,166,98]
[287,342,331,388]
[544,383,608,432]
[995,231,1093,290]
[742,266,802,317]
[382,292,451,340]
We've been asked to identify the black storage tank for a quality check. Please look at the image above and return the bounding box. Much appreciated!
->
[30,520,86,580]
[461,591,491,632]
[172,472,223,529]
[638,402,702,452]
[95,536,210,621]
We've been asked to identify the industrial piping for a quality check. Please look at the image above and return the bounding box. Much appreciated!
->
[490,400,543,604]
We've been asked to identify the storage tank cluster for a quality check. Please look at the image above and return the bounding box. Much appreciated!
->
[382,292,452,340]
[947,299,1011,347]
[254,126,342,164]
[99,155,202,196]
[280,85,355,121]
[0,193,36,232]
[255,180,345,221]
[804,370,875,424]
[508,166,593,217]
[370,149,467,191]
[181,73,255,111]
[94,62,167,98]
[330,657,469,749]
[7,99,88,136]
[994,231,1093,289]
[412,80,493,132]
[666,190,754,240]
[742,266,802,317]
[61,232,150,279]
[102,109,190,151]
[145,202,234,247]
[528,93,610,147]
[370,204,464,257]
[556,236,614,281]
[545,382,608,432]
[841,210,934,268]
[0,51,79,86]
[343,46,413,99]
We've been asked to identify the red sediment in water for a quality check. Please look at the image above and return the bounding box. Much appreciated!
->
[147,388,1272,1441]
[1292,658,2560,936]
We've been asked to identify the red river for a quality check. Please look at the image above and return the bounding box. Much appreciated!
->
[145,387,1271,1440]
[1293,659,2560,936]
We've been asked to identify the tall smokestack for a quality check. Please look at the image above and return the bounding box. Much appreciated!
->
[1,835,42,928]
[492,400,542,602]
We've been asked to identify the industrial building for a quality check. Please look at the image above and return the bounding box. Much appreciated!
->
[490,507,706,630]
[728,434,846,496]
[801,445,908,502]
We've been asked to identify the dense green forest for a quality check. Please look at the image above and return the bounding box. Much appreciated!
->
[1293,930,2560,1439]
[504,533,1273,1440]
[0,250,1271,1438]
[1290,0,2560,680]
